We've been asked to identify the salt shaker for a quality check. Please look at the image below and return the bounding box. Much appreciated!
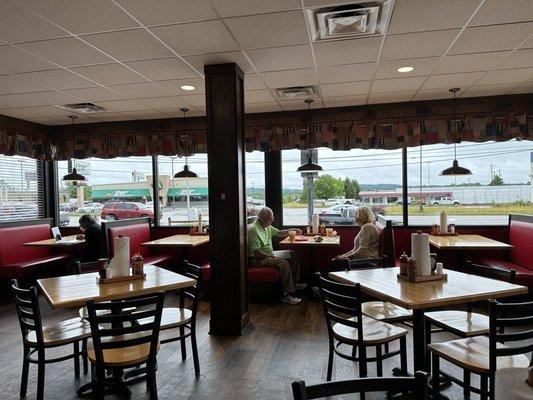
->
[436,262,444,275]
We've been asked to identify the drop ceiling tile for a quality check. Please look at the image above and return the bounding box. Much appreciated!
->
[245,102,283,113]
[509,82,533,94]
[183,51,254,74]
[470,0,533,26]
[122,110,168,119]
[137,96,185,109]
[225,11,308,49]
[114,0,217,25]
[435,51,509,74]
[323,95,367,108]
[62,86,126,102]
[520,35,533,50]
[317,63,375,84]
[109,82,171,98]
[0,75,50,95]
[375,57,440,79]
[247,45,314,72]
[24,116,68,125]
[91,113,133,122]
[81,29,174,62]
[244,74,267,90]
[20,0,139,34]
[496,49,533,70]
[261,69,317,89]
[16,69,97,90]
[382,30,459,60]
[368,91,416,104]
[158,107,205,117]
[125,58,199,81]
[279,99,323,111]
[245,90,275,103]
[70,63,147,85]
[0,45,56,73]
[422,72,484,90]
[0,105,70,118]
[18,38,112,67]
[179,94,206,107]
[0,1,68,43]
[155,78,205,95]
[461,84,513,98]
[388,0,480,34]
[413,89,456,101]
[314,37,382,66]
[477,68,533,85]
[214,0,300,17]
[371,76,426,93]
[321,81,370,97]
[450,23,533,55]
[151,20,239,55]
[0,91,79,108]
[96,99,152,112]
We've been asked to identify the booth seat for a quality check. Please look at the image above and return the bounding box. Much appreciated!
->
[107,222,173,267]
[0,220,69,279]
[475,215,533,288]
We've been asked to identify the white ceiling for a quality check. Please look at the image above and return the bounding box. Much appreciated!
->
[0,0,531,125]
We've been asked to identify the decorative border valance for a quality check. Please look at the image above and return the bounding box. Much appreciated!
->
[0,113,530,161]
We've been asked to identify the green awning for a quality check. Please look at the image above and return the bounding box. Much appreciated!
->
[167,187,208,197]
[92,189,151,199]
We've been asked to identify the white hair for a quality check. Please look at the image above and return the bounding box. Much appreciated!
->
[257,207,273,221]
[356,206,374,225]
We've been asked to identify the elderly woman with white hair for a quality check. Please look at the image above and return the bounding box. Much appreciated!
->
[332,206,380,261]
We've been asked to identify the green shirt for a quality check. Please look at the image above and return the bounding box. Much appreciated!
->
[248,220,279,258]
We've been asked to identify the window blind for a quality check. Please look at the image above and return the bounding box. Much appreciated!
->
[0,155,44,222]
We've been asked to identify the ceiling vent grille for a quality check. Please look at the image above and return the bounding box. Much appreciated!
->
[54,102,107,114]
[305,0,394,42]
[275,86,318,100]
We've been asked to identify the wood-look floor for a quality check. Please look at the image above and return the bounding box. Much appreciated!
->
[0,293,527,400]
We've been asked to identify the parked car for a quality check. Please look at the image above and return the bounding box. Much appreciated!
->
[59,211,70,226]
[325,197,357,206]
[432,197,460,205]
[101,201,161,222]
[319,208,358,225]
[320,204,358,215]
[79,202,103,213]
[59,202,77,212]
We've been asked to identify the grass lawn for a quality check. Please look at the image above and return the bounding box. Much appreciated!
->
[383,204,533,215]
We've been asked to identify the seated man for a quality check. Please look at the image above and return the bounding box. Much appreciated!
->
[248,207,305,305]
[77,214,102,262]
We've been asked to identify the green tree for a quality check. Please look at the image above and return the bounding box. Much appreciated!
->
[489,174,504,186]
[343,177,360,199]
[314,174,345,200]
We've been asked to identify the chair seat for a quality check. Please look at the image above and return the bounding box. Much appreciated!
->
[78,306,136,320]
[26,317,92,347]
[333,315,408,345]
[426,310,489,337]
[428,336,530,374]
[362,301,412,322]
[88,333,159,368]
[137,307,192,330]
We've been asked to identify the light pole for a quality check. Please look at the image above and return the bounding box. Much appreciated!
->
[170,156,177,209]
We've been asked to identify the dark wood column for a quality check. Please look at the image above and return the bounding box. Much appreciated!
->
[264,151,283,228]
[205,63,249,335]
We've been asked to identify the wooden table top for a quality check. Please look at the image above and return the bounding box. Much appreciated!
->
[37,265,196,309]
[428,234,513,250]
[279,236,340,246]
[23,235,85,247]
[329,267,527,310]
[141,234,209,247]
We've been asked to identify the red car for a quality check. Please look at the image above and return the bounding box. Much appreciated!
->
[101,201,159,222]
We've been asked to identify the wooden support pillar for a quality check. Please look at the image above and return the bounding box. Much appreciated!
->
[205,63,249,335]
[264,151,283,228]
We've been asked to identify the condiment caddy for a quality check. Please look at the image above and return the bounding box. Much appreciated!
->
[431,212,458,236]
[397,231,447,283]
[96,255,146,284]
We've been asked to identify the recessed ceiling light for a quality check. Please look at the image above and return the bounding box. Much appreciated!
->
[180,85,196,91]
[397,66,414,73]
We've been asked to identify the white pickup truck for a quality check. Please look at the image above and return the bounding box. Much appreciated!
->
[432,196,460,205]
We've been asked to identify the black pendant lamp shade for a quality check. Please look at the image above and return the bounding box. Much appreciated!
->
[174,108,198,178]
[297,99,323,173]
[440,88,472,176]
[62,115,87,183]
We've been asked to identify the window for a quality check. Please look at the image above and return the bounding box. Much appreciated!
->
[282,147,403,226]
[407,140,533,225]
[57,156,155,227]
[246,151,265,223]
[0,155,44,222]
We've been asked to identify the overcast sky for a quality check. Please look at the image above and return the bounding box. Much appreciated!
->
[56,139,532,189]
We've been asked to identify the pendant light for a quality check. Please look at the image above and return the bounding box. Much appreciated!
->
[174,108,198,178]
[62,115,87,183]
[297,99,323,173]
[440,88,472,176]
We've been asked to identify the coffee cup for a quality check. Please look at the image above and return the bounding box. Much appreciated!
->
[289,230,296,242]
[326,228,333,237]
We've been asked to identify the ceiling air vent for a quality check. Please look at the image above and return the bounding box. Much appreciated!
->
[305,0,394,42]
[275,86,318,100]
[54,102,107,114]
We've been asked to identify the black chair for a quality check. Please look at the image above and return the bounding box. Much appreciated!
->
[86,292,165,399]
[317,273,408,382]
[11,280,91,399]
[292,371,428,399]
[136,261,203,375]
[429,298,532,400]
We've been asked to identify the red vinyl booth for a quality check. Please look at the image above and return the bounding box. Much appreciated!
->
[0,219,70,279]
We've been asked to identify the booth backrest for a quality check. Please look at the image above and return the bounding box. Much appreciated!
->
[0,223,51,265]
[509,215,533,269]
[108,223,151,259]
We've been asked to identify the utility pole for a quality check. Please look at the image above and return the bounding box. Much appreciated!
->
[489,164,495,181]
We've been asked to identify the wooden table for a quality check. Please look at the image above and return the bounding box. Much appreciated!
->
[142,234,209,248]
[279,236,340,246]
[428,234,513,250]
[23,235,85,247]
[329,267,528,373]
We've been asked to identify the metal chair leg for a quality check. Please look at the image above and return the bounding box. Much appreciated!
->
[36,359,45,400]
[82,338,88,374]
[400,336,408,375]
[73,341,80,378]
[376,345,383,377]
[179,326,187,361]
[480,374,488,400]
[431,353,440,399]
[19,348,30,398]
[326,340,334,381]
[463,370,471,399]
[359,344,367,378]
[191,327,200,376]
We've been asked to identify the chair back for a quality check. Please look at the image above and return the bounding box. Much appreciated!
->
[11,280,44,346]
[467,262,516,283]
[74,261,99,275]
[489,299,533,374]
[292,371,428,399]
[317,273,363,343]
[178,261,203,325]
[86,292,165,368]
[347,255,387,270]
